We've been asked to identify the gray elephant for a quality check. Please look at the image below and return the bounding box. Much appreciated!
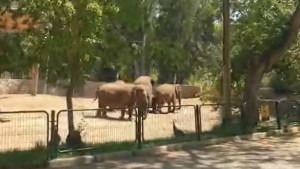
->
[134,76,155,117]
[94,83,148,120]
[153,83,182,113]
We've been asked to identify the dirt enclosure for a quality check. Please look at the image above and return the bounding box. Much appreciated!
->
[0,94,222,151]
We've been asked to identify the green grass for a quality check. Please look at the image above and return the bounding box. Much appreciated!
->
[57,141,137,158]
[0,146,48,169]
[202,122,244,138]
[57,133,198,158]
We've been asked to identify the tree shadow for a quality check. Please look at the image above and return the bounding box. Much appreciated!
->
[59,134,300,169]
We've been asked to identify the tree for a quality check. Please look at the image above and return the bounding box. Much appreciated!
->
[18,0,105,146]
[222,0,232,124]
[116,0,157,77]
[154,0,219,83]
[231,0,300,132]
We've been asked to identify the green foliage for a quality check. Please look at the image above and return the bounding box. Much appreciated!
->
[270,38,300,93]
[0,0,221,85]
[154,0,220,83]
[231,0,296,82]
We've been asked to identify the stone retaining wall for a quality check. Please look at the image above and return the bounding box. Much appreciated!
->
[0,79,201,99]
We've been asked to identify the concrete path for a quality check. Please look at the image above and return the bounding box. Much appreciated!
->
[61,134,300,169]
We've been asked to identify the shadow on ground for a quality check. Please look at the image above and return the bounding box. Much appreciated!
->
[63,134,300,169]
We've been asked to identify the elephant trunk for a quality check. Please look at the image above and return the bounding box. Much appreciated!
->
[175,86,181,110]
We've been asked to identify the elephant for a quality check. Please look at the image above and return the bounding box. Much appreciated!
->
[94,82,148,120]
[153,83,182,113]
[114,80,126,84]
[134,76,155,117]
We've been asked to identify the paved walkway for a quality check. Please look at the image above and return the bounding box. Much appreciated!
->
[63,134,300,169]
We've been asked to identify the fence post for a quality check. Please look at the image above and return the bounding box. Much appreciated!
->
[141,112,145,142]
[135,108,138,142]
[194,105,199,139]
[197,105,202,140]
[275,101,282,130]
[49,110,59,159]
[137,108,142,149]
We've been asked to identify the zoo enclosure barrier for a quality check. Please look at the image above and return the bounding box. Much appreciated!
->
[48,105,204,154]
[0,104,242,157]
[135,105,202,148]
[240,99,300,130]
[3,100,295,159]
[0,110,49,152]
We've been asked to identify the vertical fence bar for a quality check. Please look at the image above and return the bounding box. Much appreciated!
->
[49,110,58,159]
[197,105,202,140]
[194,105,199,140]
[50,110,55,144]
[135,109,138,142]
[141,112,145,142]
[137,108,142,149]
[46,112,50,149]
[275,101,282,130]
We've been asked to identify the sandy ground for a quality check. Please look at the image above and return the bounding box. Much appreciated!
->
[0,94,221,151]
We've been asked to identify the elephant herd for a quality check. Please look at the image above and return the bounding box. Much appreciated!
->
[94,76,182,120]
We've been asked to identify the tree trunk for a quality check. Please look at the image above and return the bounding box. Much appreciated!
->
[242,60,265,133]
[30,63,39,96]
[43,55,50,94]
[66,85,75,132]
[222,0,232,124]
[65,80,83,148]
[134,60,140,78]
[141,33,147,76]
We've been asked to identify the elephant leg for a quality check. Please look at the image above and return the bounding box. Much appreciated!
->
[102,106,107,117]
[128,106,134,120]
[171,96,176,113]
[158,101,164,113]
[167,101,172,112]
[96,100,103,118]
[96,110,102,118]
[151,97,157,113]
[156,97,163,113]
[120,108,125,119]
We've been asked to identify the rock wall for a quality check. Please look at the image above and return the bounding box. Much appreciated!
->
[0,79,201,99]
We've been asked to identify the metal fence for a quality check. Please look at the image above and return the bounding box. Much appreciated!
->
[276,99,300,129]
[55,108,138,150]
[0,110,49,152]
[1,100,299,157]
[199,103,241,132]
[141,105,199,142]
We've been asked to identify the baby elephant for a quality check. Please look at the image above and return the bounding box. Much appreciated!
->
[153,84,182,113]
